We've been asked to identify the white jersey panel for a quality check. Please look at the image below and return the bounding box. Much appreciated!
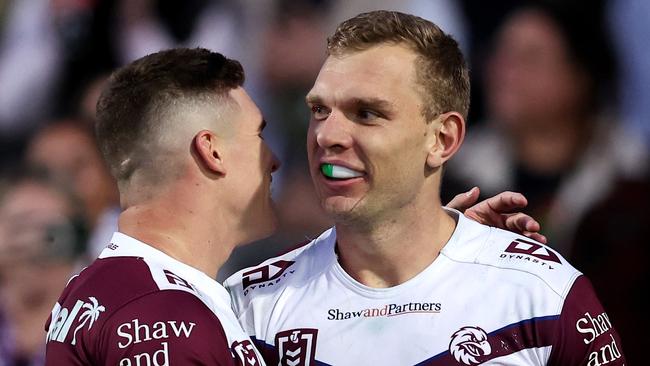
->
[224,211,624,365]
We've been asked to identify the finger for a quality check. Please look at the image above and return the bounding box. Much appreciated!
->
[485,191,528,214]
[504,213,547,244]
[522,232,548,244]
[505,213,540,233]
[446,186,480,211]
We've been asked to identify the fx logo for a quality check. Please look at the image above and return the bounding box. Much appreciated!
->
[276,328,318,366]
[504,238,561,264]
[231,340,261,366]
[164,270,194,290]
[242,260,295,290]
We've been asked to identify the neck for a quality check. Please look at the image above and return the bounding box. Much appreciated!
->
[118,198,235,279]
[335,204,456,288]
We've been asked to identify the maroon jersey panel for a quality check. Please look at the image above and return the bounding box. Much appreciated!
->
[45,256,237,365]
[548,275,626,365]
[99,290,236,365]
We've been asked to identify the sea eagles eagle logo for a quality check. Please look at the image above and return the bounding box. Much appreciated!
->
[449,326,491,365]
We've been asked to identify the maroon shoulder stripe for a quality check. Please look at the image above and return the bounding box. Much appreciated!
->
[415,315,559,365]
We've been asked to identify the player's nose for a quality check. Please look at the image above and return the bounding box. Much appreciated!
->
[314,112,353,151]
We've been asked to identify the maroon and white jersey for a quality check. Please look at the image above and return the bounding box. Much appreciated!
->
[45,232,264,366]
[225,210,626,365]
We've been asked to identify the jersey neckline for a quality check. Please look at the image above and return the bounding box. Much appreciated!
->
[328,209,467,299]
[100,232,232,304]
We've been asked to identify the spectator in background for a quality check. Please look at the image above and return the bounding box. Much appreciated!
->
[0,0,65,166]
[0,0,115,172]
[113,0,243,64]
[446,1,648,254]
[0,170,87,365]
[24,120,119,259]
[608,0,650,152]
[75,74,110,124]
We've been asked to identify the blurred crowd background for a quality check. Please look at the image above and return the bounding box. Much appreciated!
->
[0,0,648,364]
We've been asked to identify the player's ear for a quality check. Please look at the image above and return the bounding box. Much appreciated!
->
[193,130,227,176]
[426,111,465,169]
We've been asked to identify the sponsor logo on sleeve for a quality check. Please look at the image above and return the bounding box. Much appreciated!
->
[46,296,106,345]
[327,302,442,320]
[499,238,561,269]
[275,329,318,366]
[231,340,261,366]
[242,260,295,296]
[115,318,196,365]
[449,326,491,365]
[575,311,623,365]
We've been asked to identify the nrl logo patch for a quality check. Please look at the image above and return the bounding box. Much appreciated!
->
[275,328,318,366]
[449,326,491,365]
[231,340,261,366]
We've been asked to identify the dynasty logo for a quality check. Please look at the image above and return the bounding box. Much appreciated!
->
[500,238,561,269]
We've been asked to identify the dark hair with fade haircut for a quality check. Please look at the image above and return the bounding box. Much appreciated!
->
[327,10,470,121]
[95,47,245,184]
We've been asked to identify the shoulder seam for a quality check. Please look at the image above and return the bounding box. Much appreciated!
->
[440,253,572,299]
[97,289,223,339]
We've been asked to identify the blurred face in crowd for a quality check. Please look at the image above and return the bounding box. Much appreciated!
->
[26,122,117,226]
[0,181,79,308]
[306,44,443,226]
[485,8,589,130]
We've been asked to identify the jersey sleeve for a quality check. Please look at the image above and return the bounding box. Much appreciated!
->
[548,275,626,365]
[95,290,237,366]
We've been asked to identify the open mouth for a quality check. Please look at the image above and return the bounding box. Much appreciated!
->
[320,163,364,180]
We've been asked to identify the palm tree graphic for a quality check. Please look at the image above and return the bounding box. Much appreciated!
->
[72,297,106,345]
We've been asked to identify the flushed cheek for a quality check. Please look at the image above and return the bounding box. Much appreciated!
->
[306,137,318,161]
[370,148,423,185]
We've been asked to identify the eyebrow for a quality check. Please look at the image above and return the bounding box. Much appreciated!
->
[305,94,321,105]
[306,95,395,112]
[349,97,395,112]
[259,119,267,132]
